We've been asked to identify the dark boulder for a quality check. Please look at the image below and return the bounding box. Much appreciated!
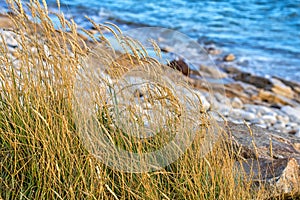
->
[233,72,273,89]
[167,59,190,76]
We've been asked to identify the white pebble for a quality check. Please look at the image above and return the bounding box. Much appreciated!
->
[231,97,243,109]
[295,128,300,137]
[262,115,277,125]
[281,106,300,123]
[243,104,257,113]
[250,118,265,125]
[276,115,290,124]
[273,122,286,131]
[256,124,267,129]
[200,96,211,111]
[231,109,256,121]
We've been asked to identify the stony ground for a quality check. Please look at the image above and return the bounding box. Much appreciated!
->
[177,48,300,137]
[189,64,300,137]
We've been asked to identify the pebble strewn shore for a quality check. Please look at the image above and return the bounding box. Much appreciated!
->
[163,51,300,137]
[202,90,300,136]
[1,17,300,137]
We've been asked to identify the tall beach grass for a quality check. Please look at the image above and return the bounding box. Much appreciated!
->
[0,1,267,199]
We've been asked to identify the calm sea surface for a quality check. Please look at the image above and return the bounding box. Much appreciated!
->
[1,0,300,81]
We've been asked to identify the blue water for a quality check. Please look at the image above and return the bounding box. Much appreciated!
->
[1,0,300,81]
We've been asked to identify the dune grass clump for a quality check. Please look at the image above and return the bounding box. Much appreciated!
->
[0,0,267,199]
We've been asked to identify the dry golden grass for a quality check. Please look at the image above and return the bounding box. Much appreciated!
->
[0,0,269,199]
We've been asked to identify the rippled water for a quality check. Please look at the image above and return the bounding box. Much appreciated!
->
[1,0,300,80]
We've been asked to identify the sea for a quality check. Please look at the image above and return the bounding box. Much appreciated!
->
[1,0,300,81]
